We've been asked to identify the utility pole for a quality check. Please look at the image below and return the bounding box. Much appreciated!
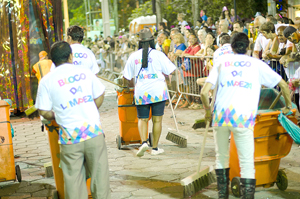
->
[63,0,69,37]
[234,0,237,22]
[156,0,162,26]
[113,0,119,33]
[194,0,199,27]
[100,0,111,38]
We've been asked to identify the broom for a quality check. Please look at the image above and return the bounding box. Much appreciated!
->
[181,71,219,197]
[165,87,187,148]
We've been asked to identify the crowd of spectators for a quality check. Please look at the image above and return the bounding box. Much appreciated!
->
[88,8,300,111]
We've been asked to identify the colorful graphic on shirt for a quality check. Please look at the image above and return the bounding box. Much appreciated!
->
[225,61,251,67]
[134,57,153,65]
[59,122,103,144]
[60,95,93,110]
[74,53,88,58]
[58,73,86,87]
[212,105,256,130]
[135,88,168,105]
[138,73,158,79]
[220,80,252,89]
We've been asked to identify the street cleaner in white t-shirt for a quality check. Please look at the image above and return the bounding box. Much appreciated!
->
[200,33,292,199]
[50,25,100,75]
[35,41,110,199]
[123,28,176,157]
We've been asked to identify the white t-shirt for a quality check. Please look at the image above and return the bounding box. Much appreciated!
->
[206,54,282,130]
[50,44,100,74]
[213,43,233,65]
[254,33,271,52]
[36,63,105,145]
[123,49,176,105]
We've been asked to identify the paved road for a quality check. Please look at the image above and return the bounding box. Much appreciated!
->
[1,78,300,198]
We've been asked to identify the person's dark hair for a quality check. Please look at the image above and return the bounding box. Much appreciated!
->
[186,29,195,35]
[138,39,155,68]
[230,32,249,54]
[50,41,72,66]
[233,21,244,28]
[206,45,216,52]
[138,29,155,69]
[259,22,275,33]
[159,22,167,29]
[221,10,231,20]
[103,40,108,44]
[219,33,229,38]
[278,17,289,24]
[231,31,239,36]
[289,19,294,25]
[277,25,287,33]
[267,16,277,24]
[197,18,203,24]
[283,26,297,38]
[67,25,84,43]
[206,32,216,45]
[205,28,213,33]
[220,35,231,45]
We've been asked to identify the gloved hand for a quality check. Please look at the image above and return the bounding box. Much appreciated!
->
[281,107,291,115]
[204,109,212,123]
[27,110,39,120]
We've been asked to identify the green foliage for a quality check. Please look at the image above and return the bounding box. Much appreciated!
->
[69,4,86,27]
[129,0,153,22]
[129,0,268,28]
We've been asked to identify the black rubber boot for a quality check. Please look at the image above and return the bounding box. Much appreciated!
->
[215,168,230,199]
[240,178,256,199]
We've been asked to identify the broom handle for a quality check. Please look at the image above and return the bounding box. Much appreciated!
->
[197,66,219,172]
[269,91,282,109]
[167,87,179,132]
[96,75,127,88]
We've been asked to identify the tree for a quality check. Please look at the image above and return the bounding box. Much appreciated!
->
[129,0,268,29]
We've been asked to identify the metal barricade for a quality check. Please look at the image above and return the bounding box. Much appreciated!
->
[263,59,300,81]
[100,50,131,80]
[170,55,213,110]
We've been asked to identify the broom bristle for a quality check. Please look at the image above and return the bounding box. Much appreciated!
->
[182,166,216,197]
[166,130,187,148]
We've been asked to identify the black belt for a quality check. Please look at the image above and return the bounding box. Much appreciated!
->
[0,121,10,124]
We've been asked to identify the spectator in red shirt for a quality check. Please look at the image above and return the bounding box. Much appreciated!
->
[180,33,201,108]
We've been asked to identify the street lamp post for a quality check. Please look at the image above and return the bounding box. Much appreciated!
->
[63,0,69,37]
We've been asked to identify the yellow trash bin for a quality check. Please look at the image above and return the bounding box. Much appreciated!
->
[45,120,92,199]
[0,100,21,183]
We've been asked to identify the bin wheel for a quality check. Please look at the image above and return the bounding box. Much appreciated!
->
[231,177,241,197]
[52,190,59,199]
[276,169,288,191]
[15,165,22,182]
[116,135,122,150]
[148,132,153,147]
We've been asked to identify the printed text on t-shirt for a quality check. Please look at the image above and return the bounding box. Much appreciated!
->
[58,73,86,87]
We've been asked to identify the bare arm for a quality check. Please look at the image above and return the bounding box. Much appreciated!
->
[174,50,184,56]
[200,82,214,121]
[270,37,279,55]
[277,79,292,114]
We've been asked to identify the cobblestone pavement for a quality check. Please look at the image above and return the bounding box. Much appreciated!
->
[1,79,300,199]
